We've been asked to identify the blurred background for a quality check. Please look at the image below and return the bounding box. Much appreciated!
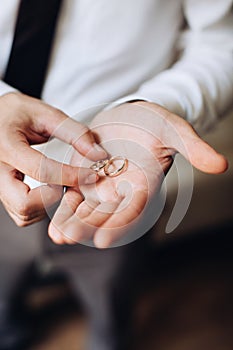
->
[0,110,232,350]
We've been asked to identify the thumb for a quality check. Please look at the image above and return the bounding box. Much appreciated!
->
[168,116,228,174]
[39,107,108,161]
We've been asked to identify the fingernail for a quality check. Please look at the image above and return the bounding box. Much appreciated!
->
[93,143,108,158]
[85,173,98,185]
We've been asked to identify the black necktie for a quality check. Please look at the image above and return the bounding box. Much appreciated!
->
[3,0,63,98]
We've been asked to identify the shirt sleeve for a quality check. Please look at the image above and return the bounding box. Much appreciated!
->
[109,0,233,133]
[0,80,17,95]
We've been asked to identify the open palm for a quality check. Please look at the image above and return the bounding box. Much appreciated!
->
[49,102,227,248]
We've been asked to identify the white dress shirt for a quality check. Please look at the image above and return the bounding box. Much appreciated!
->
[0,0,232,229]
[0,1,232,130]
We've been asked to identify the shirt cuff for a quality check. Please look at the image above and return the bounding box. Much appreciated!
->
[105,92,185,119]
[105,94,157,110]
[0,80,17,96]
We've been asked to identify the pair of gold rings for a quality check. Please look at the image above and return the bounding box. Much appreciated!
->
[90,156,128,177]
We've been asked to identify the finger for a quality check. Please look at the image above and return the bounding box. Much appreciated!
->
[0,163,63,226]
[61,200,121,245]
[49,190,122,245]
[5,205,47,227]
[67,199,122,243]
[37,107,107,161]
[168,116,228,174]
[48,188,84,244]
[4,184,62,226]
[19,95,108,161]
[59,199,102,244]
[50,194,106,244]
[131,102,228,174]
[93,190,148,248]
[6,141,99,186]
[178,135,228,174]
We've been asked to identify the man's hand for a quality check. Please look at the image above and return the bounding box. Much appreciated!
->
[48,102,228,248]
[0,92,107,226]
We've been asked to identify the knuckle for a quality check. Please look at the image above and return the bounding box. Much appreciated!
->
[15,199,31,218]
[76,122,89,133]
[50,110,61,122]
[29,166,40,181]
[64,192,80,212]
[62,170,78,187]
[1,92,22,106]
[51,106,65,117]
[30,158,48,182]
[46,106,67,123]
[15,218,30,227]
[11,211,33,227]
[73,125,90,142]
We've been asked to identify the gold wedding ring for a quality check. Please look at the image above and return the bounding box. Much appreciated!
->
[90,159,108,172]
[90,156,128,177]
[104,156,128,177]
